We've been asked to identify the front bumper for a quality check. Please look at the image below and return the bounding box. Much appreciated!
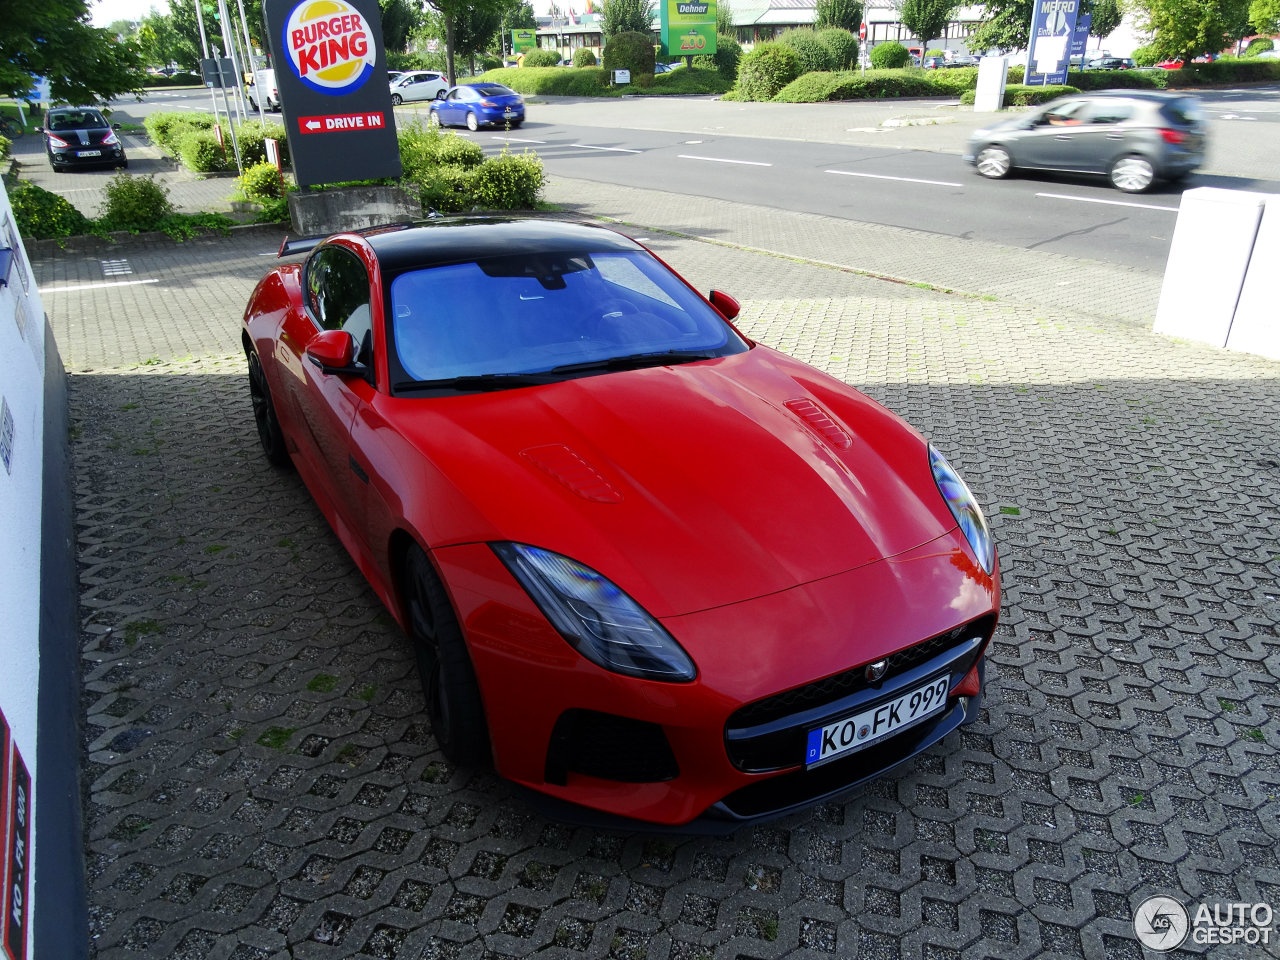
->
[436,530,999,827]
[50,145,126,167]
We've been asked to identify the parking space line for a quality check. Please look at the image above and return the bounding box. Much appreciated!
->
[826,170,962,187]
[578,144,642,154]
[42,279,160,293]
[678,154,771,166]
[1035,192,1180,212]
[496,136,546,143]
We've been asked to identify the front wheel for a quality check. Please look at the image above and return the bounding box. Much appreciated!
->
[391,93,403,106]
[975,145,1012,179]
[466,111,479,132]
[246,349,291,467]
[427,110,441,127]
[1110,154,1155,193]
[401,546,490,765]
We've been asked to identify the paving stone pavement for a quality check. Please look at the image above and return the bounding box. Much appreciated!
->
[28,166,1280,960]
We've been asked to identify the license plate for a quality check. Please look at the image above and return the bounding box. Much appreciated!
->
[77,150,102,157]
[504,110,515,118]
[805,674,949,767]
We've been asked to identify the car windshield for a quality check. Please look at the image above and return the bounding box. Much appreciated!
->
[388,249,747,391]
[49,110,107,130]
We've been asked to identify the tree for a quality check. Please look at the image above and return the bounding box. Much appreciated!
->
[716,0,735,37]
[1129,0,1250,61]
[967,0,1033,53]
[815,0,862,33]
[138,10,182,68]
[422,0,508,84]
[898,0,956,52]
[422,4,502,73]
[1252,0,1280,32]
[380,0,424,53]
[1089,0,1123,42]
[0,0,145,104]
[601,0,654,38]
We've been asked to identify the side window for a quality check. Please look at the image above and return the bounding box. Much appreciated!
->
[1043,100,1088,126]
[1084,102,1134,125]
[304,246,372,341]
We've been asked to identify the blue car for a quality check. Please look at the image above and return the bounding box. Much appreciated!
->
[428,83,525,131]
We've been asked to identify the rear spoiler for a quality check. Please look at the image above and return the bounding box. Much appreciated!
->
[278,234,325,258]
[276,219,426,258]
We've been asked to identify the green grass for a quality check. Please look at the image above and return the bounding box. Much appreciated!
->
[307,673,339,693]
[256,726,296,749]
[122,618,163,647]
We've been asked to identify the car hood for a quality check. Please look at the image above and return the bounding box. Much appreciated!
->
[973,114,1032,138]
[392,346,958,618]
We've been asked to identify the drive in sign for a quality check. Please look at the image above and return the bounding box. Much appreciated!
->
[264,0,401,185]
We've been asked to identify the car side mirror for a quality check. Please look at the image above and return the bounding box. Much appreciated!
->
[306,329,356,372]
[709,289,740,320]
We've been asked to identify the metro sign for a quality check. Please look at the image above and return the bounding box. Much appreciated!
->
[298,111,386,133]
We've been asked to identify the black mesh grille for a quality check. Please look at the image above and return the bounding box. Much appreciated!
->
[729,616,994,730]
[545,710,679,784]
[724,615,995,772]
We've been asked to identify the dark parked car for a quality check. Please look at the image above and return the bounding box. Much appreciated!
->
[1087,56,1136,70]
[964,90,1207,193]
[921,56,946,69]
[428,83,525,130]
[39,106,127,171]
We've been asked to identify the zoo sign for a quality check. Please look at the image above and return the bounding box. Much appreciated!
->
[264,0,401,186]
[660,0,716,59]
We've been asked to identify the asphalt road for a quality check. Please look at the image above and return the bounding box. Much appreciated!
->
[82,82,1280,274]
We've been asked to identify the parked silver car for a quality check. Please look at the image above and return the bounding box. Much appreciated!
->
[389,70,449,105]
[964,90,1207,193]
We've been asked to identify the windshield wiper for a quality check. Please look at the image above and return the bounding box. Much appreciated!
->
[549,350,721,375]
[395,372,554,392]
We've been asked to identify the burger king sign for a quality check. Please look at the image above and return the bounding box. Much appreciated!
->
[284,0,376,94]
[265,0,402,186]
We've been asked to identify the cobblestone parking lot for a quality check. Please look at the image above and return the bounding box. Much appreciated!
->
[29,174,1280,960]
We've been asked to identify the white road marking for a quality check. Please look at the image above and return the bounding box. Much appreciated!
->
[1035,192,1179,212]
[42,279,160,293]
[577,144,642,153]
[496,136,546,143]
[678,154,771,166]
[826,169,962,187]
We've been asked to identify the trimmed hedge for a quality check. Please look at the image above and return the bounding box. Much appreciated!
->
[870,41,912,69]
[775,70,938,101]
[735,42,801,100]
[603,31,657,77]
[10,182,90,240]
[959,83,1080,106]
[693,34,743,79]
[143,72,202,87]
[477,66,614,95]
[777,28,836,74]
[523,48,563,68]
[816,28,858,71]
[572,47,597,67]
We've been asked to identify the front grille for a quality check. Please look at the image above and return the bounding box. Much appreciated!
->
[724,614,994,772]
[544,709,679,784]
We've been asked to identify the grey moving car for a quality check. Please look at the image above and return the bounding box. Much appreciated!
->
[964,90,1207,193]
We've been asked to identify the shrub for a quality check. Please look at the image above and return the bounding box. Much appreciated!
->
[1002,83,1080,106]
[1065,69,1161,91]
[775,69,939,101]
[477,54,503,71]
[816,28,858,70]
[144,111,215,153]
[649,65,735,94]
[693,34,742,79]
[10,183,90,240]
[735,42,800,100]
[415,165,475,214]
[870,40,912,69]
[523,48,563,67]
[573,47,598,67]
[923,67,978,94]
[468,151,545,210]
[777,28,836,73]
[177,128,232,172]
[602,31,657,76]
[400,121,486,182]
[1185,58,1280,84]
[0,135,10,160]
[925,48,945,57]
[235,119,290,168]
[100,173,174,231]
[1244,37,1273,56]
[478,66,614,95]
[236,161,285,201]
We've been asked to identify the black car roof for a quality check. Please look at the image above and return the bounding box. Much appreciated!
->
[360,218,642,273]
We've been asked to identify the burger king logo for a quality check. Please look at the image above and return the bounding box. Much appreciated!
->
[283,0,376,95]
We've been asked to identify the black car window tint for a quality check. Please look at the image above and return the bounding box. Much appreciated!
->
[316,248,371,333]
[1084,102,1133,125]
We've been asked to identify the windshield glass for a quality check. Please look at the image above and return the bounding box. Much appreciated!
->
[388,249,747,390]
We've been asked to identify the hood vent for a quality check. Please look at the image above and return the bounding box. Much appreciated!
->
[521,443,623,503]
[784,398,852,450]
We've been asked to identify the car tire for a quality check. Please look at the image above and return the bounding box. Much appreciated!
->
[509,119,523,129]
[401,545,490,765]
[246,349,291,468]
[391,93,403,106]
[248,95,258,109]
[118,160,128,169]
[975,145,1013,179]
[466,111,479,131]
[1109,154,1155,193]
[427,110,441,127]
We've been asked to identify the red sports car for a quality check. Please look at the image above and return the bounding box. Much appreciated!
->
[242,218,1000,828]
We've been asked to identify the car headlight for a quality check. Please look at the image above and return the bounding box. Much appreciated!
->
[492,542,696,682]
[929,446,995,575]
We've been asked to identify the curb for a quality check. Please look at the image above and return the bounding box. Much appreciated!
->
[26,220,288,259]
